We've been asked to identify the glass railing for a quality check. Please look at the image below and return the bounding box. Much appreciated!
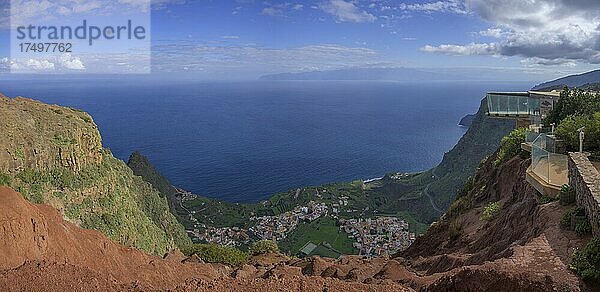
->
[526,130,540,143]
[486,93,538,116]
[531,143,549,182]
[548,153,568,186]
[530,134,568,186]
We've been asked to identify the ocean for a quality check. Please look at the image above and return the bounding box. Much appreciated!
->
[0,78,532,202]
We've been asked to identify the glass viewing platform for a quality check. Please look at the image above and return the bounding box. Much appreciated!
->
[486,92,540,117]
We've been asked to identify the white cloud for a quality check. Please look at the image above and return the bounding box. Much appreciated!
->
[421,43,499,56]
[7,53,87,72]
[58,53,85,70]
[418,0,600,65]
[151,41,388,76]
[399,0,467,14]
[479,28,503,38]
[7,0,183,27]
[520,57,577,68]
[319,0,376,23]
[10,58,55,71]
[262,7,282,17]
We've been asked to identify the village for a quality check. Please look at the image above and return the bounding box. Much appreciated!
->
[340,217,416,257]
[183,193,416,257]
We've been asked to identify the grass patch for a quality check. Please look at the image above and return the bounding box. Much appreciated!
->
[481,202,501,221]
[249,240,279,255]
[395,211,429,235]
[183,244,249,266]
[278,216,357,256]
[0,172,11,186]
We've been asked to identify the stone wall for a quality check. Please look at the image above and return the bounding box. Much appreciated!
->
[568,152,600,236]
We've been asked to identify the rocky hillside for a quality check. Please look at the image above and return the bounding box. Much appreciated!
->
[0,186,407,291]
[0,94,190,256]
[0,142,591,290]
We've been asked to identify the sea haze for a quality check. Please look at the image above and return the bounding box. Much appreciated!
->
[0,79,532,202]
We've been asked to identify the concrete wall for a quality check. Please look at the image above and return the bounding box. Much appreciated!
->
[568,152,600,236]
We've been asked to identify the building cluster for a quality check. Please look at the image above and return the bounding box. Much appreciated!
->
[340,217,416,257]
[249,201,328,240]
[187,224,251,246]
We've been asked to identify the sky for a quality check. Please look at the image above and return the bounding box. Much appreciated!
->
[1,0,600,80]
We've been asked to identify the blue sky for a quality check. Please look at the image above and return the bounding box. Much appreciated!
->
[2,0,600,80]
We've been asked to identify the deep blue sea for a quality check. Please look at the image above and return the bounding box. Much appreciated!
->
[0,78,532,202]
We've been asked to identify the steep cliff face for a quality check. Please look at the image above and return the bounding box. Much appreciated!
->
[427,98,514,210]
[0,95,102,172]
[0,94,190,256]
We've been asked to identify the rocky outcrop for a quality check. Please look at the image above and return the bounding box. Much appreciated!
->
[0,94,190,256]
[458,114,475,127]
[0,97,102,173]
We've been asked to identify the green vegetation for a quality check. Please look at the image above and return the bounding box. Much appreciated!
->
[481,202,501,221]
[446,177,475,219]
[570,237,600,282]
[494,128,526,166]
[562,184,573,193]
[576,219,592,236]
[538,194,558,204]
[278,217,357,255]
[249,240,280,255]
[0,172,12,186]
[561,207,579,229]
[546,88,600,153]
[426,100,514,211]
[395,211,430,235]
[53,133,76,146]
[555,113,600,152]
[6,151,191,256]
[545,88,600,126]
[183,244,249,266]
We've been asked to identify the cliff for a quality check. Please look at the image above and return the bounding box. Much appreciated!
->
[0,95,191,256]
[0,148,589,290]
[425,98,514,210]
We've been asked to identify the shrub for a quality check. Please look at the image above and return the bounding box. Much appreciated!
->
[538,194,558,204]
[576,219,592,236]
[554,113,600,152]
[481,202,501,221]
[570,237,600,281]
[561,207,584,230]
[249,240,280,255]
[183,244,249,266]
[448,221,463,241]
[0,172,11,186]
[561,184,573,193]
[494,128,526,166]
